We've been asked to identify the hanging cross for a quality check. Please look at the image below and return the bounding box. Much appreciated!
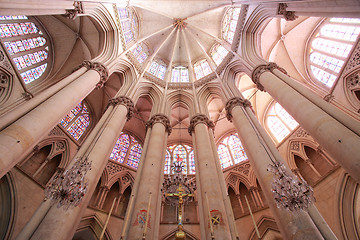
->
[165,184,193,225]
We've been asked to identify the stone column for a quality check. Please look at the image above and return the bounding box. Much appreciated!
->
[0,61,108,179]
[225,97,324,240]
[188,114,232,239]
[126,114,171,240]
[26,96,134,240]
[252,63,360,183]
[0,66,88,131]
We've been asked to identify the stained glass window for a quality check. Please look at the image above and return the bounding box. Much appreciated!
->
[309,18,360,87]
[171,66,189,82]
[266,102,298,143]
[148,60,167,80]
[109,132,142,169]
[132,43,148,64]
[0,16,50,84]
[117,8,138,44]
[217,133,248,169]
[164,144,195,174]
[211,44,229,66]
[222,7,241,43]
[60,101,90,141]
[194,59,212,80]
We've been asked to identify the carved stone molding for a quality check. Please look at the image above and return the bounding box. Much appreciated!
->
[194,72,217,88]
[0,68,10,102]
[64,1,84,20]
[0,50,4,61]
[233,5,249,51]
[81,60,109,89]
[251,62,288,91]
[146,114,172,135]
[344,41,360,72]
[143,72,166,88]
[48,126,65,136]
[22,91,33,101]
[107,96,135,120]
[277,3,298,21]
[188,114,215,136]
[106,161,126,176]
[225,97,252,121]
[294,127,310,138]
[216,53,235,75]
[346,70,360,90]
[290,141,300,151]
[168,82,193,90]
[323,94,335,102]
[55,141,66,151]
[126,52,144,74]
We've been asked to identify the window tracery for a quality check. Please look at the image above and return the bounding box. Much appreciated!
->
[171,66,189,82]
[217,133,247,169]
[117,8,138,44]
[194,59,212,80]
[222,8,241,44]
[132,43,149,64]
[309,18,360,87]
[211,44,229,66]
[148,59,167,80]
[0,15,51,84]
[266,102,298,143]
[164,144,195,174]
[110,132,142,169]
[60,101,90,141]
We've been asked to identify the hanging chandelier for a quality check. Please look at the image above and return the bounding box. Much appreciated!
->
[44,156,91,210]
[267,161,315,212]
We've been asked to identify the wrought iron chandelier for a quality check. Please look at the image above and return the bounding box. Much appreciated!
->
[44,156,91,210]
[267,160,315,212]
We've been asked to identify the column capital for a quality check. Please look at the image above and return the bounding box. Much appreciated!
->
[146,114,172,135]
[225,97,252,122]
[81,60,109,89]
[107,96,135,120]
[188,114,214,136]
[277,3,298,21]
[64,1,84,20]
[251,62,288,91]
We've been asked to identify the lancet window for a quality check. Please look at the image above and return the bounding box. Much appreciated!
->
[222,7,241,44]
[110,132,142,169]
[148,60,167,79]
[0,15,51,84]
[309,18,360,87]
[171,66,189,82]
[118,8,138,44]
[164,144,195,174]
[211,44,229,66]
[60,101,90,141]
[132,43,149,64]
[217,133,248,169]
[266,102,298,143]
[194,59,212,80]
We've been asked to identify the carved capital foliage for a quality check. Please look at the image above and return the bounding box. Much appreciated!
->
[251,62,288,91]
[81,60,109,88]
[146,114,172,135]
[188,114,214,136]
[64,1,84,20]
[277,3,297,21]
[225,97,252,121]
[107,96,135,120]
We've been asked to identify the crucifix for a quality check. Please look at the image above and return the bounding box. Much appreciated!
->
[165,183,193,239]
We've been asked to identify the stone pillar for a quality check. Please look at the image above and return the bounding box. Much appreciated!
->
[0,66,87,131]
[188,114,232,239]
[252,63,360,183]
[0,61,108,179]
[126,114,171,240]
[225,97,324,240]
[27,96,134,240]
